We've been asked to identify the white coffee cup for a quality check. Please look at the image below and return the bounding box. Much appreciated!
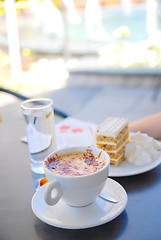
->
[43,146,110,207]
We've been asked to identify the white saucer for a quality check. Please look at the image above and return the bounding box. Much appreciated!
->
[31,178,127,229]
[109,154,161,177]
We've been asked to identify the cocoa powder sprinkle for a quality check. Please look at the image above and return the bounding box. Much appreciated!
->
[46,149,105,176]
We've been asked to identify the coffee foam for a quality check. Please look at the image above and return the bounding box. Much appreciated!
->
[45,149,106,176]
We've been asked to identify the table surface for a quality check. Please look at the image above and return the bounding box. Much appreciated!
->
[1,85,161,240]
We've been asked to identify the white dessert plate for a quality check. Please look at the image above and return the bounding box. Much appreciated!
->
[31,178,127,229]
[109,154,161,177]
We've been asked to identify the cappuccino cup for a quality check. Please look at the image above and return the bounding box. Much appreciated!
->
[43,146,110,207]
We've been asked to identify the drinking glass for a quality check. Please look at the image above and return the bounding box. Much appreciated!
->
[21,98,56,174]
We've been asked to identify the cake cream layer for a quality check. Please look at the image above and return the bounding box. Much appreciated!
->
[96,117,129,138]
[110,153,125,166]
[96,138,129,155]
[96,131,129,149]
[105,145,125,158]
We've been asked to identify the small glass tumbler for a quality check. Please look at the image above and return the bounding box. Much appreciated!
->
[21,98,56,174]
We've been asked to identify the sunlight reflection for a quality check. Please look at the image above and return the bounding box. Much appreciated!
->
[85,0,110,41]
[121,0,132,16]
[146,0,160,39]
[23,58,69,94]
[29,0,64,37]
[4,0,22,84]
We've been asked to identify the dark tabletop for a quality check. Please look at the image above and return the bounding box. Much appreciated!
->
[0,85,161,240]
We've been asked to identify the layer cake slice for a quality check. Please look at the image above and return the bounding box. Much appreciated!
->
[95,117,130,165]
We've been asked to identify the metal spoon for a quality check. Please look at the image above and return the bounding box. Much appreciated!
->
[99,192,118,203]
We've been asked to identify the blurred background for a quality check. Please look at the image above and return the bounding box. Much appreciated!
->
[0,0,161,96]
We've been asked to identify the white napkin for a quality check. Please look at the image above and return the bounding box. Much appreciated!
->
[55,117,97,149]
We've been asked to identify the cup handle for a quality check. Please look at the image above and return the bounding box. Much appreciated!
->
[44,180,62,206]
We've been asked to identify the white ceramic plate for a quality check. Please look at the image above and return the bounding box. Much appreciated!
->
[31,178,127,229]
[109,154,161,177]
